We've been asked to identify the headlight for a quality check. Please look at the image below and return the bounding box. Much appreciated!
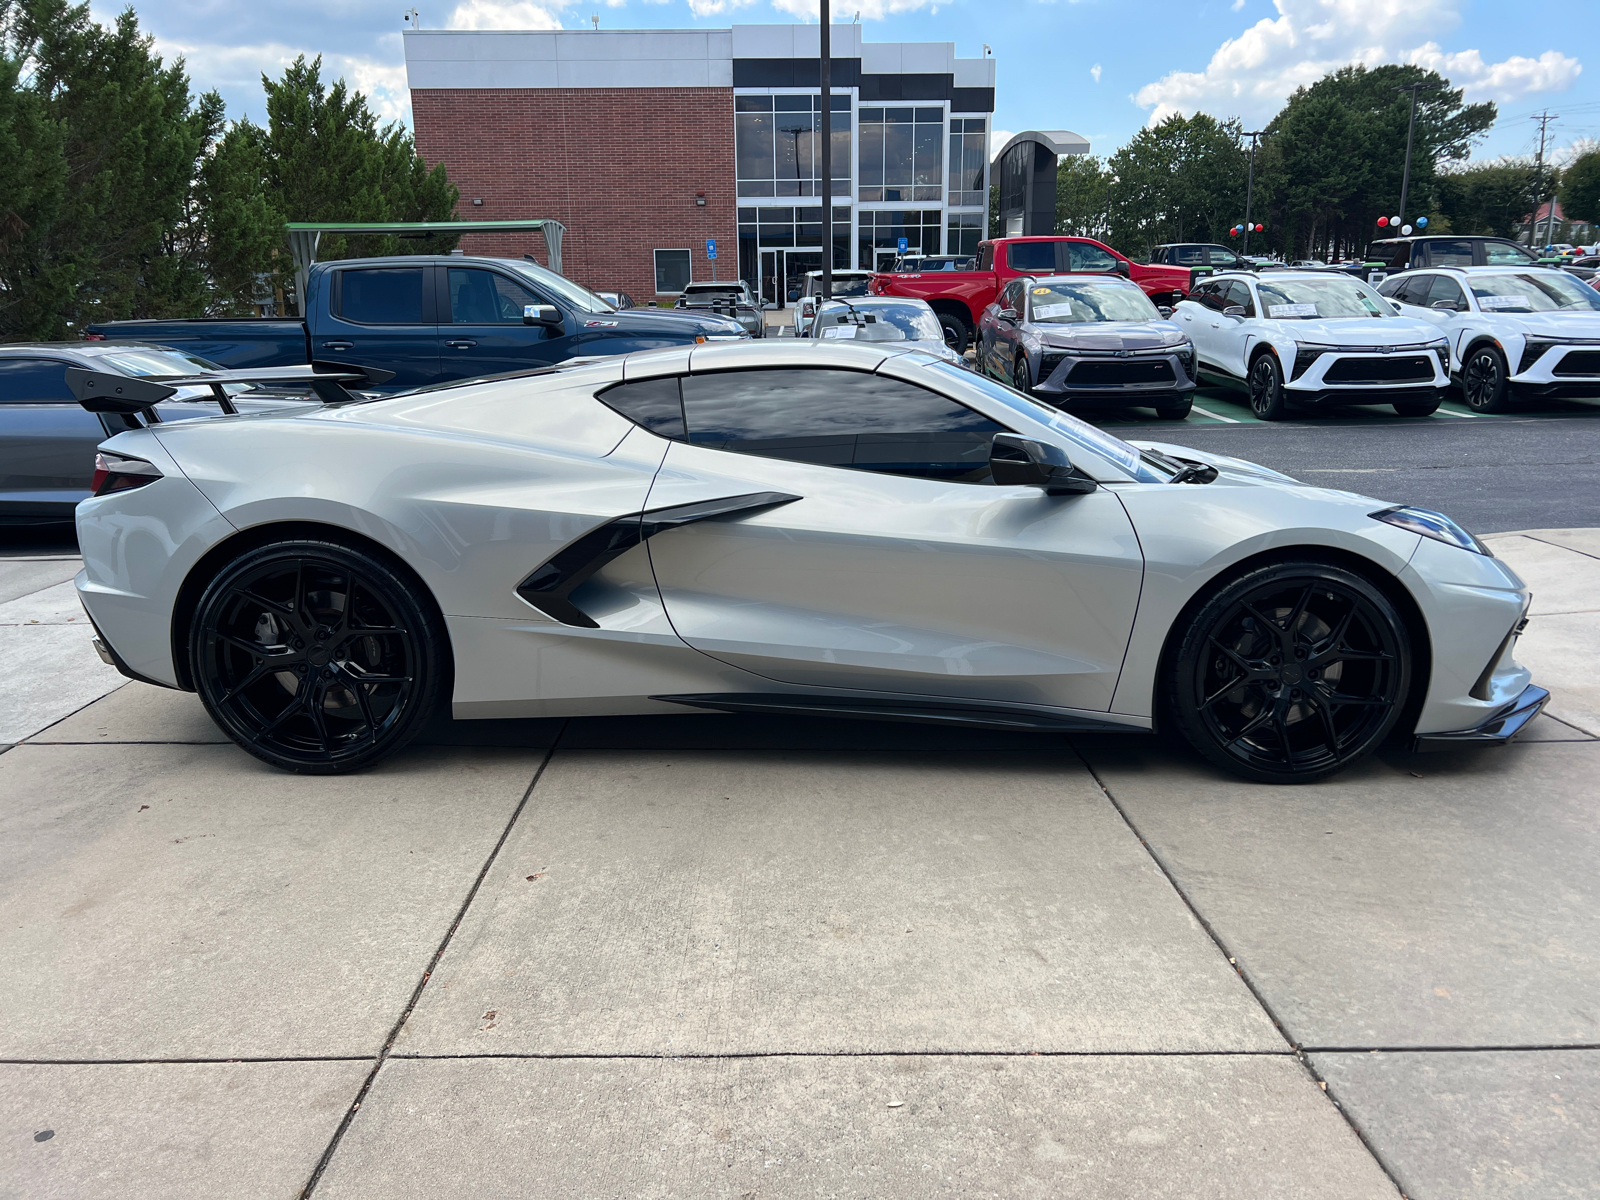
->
[1427,338,1450,371]
[1518,338,1554,373]
[1292,343,1326,380]
[1370,505,1490,555]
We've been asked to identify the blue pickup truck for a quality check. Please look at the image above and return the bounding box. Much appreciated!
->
[86,255,746,388]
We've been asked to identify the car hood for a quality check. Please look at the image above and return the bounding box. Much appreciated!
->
[594,308,744,336]
[1033,320,1187,350]
[1479,310,1600,337]
[1265,317,1442,345]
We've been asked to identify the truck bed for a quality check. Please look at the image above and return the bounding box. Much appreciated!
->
[86,319,310,370]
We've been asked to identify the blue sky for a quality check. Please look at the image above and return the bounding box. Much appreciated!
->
[108,0,1597,165]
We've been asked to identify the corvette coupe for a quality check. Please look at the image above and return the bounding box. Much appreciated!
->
[67,344,1544,783]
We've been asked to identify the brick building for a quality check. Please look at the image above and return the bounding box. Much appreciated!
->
[404,25,996,306]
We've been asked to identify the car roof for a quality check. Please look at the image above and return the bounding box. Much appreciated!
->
[803,269,872,277]
[0,341,182,358]
[1020,273,1142,287]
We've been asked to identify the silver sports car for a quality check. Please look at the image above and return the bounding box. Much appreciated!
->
[68,344,1544,783]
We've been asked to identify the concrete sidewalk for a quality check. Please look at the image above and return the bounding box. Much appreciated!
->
[2,534,1596,1198]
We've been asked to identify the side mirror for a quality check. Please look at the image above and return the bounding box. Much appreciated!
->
[523,304,563,327]
[998,307,1018,322]
[1431,299,1459,311]
[989,434,1098,495]
[1222,305,1247,318]
[1389,300,1404,314]
[1113,260,1132,277]
[1158,305,1174,318]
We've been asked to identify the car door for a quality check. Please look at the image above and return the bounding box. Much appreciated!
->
[0,357,114,519]
[315,265,442,389]
[640,365,1145,712]
[1175,281,1221,366]
[1213,280,1258,378]
[439,265,578,379]
[987,280,1024,378]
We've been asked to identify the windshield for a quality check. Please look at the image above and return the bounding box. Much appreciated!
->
[97,348,257,398]
[1025,280,1160,324]
[926,360,1166,482]
[816,302,941,342]
[825,276,872,297]
[508,260,615,313]
[1256,275,1389,319]
[1469,271,1600,312]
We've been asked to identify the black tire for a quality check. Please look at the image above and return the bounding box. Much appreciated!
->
[1011,353,1033,394]
[1155,398,1193,420]
[1167,561,1412,784]
[190,539,447,774]
[939,313,969,355]
[1461,344,1512,412]
[1392,397,1441,417]
[1247,351,1290,420]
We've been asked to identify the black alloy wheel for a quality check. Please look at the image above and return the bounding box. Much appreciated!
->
[1168,562,1411,783]
[1247,352,1289,420]
[1156,398,1193,420]
[940,314,969,355]
[191,540,446,773]
[1461,345,1511,412]
[1012,353,1033,395]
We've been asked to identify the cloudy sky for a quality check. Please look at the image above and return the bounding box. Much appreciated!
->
[105,0,1595,164]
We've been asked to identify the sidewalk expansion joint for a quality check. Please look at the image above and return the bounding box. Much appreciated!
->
[1301,1043,1600,1054]
[1069,742,1410,1199]
[297,731,563,1199]
[385,1049,1298,1061]
[0,1055,377,1066]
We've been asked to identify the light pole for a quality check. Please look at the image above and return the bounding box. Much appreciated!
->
[1241,130,1264,255]
[820,0,832,300]
[1397,82,1423,229]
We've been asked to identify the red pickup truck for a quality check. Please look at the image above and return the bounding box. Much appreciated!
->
[870,236,1195,353]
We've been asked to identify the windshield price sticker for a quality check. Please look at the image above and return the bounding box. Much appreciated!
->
[1032,303,1074,319]
[821,326,858,339]
[1267,303,1319,318]
[1478,295,1528,309]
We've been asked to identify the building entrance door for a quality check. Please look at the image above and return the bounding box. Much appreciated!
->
[782,250,821,305]
[760,251,781,309]
[875,248,900,272]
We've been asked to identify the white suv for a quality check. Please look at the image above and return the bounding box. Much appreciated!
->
[792,270,874,337]
[1173,270,1450,419]
[1378,265,1600,411]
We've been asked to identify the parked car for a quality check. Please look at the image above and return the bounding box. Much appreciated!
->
[1173,270,1451,419]
[1378,265,1600,410]
[871,236,1195,356]
[1357,236,1542,284]
[888,255,975,272]
[976,275,1196,420]
[793,270,874,337]
[1147,243,1254,272]
[0,343,323,525]
[71,340,1542,783]
[804,297,962,365]
[675,280,765,338]
[593,289,636,308]
[86,256,746,390]
[1556,255,1599,282]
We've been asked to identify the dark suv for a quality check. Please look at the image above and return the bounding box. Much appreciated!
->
[1358,236,1541,282]
[1148,243,1254,272]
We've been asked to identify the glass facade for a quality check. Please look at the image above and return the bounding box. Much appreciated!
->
[858,209,942,269]
[736,94,852,198]
[948,118,987,208]
[858,107,944,203]
[946,213,984,258]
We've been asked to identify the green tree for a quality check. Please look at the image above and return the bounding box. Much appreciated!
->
[0,0,217,339]
[205,55,459,314]
[1436,161,1541,238]
[1105,113,1247,258]
[1560,149,1600,226]
[1054,154,1112,239]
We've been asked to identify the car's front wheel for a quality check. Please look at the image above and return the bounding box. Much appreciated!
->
[190,539,447,774]
[1461,344,1512,412]
[1167,561,1412,783]
[1011,353,1033,395]
[1247,352,1290,420]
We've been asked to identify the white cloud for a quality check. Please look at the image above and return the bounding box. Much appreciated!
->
[447,0,566,29]
[1090,63,1102,83]
[688,0,758,15]
[1231,0,1245,10]
[989,127,1015,158]
[1135,0,1581,127]
[771,0,942,20]
[154,35,414,122]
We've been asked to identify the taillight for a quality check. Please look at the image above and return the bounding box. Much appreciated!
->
[81,331,106,341]
[91,452,162,496]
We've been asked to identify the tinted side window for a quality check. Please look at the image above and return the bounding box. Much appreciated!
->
[340,268,426,324]
[975,243,993,271]
[1069,243,1119,272]
[680,368,1006,483]
[0,358,76,403]
[1196,282,1229,312]
[1224,281,1257,316]
[1426,275,1468,311]
[449,268,538,324]
[598,377,685,439]
[1422,240,1474,267]
[1483,240,1538,266]
[1173,246,1205,266]
[1206,247,1241,268]
[1007,242,1055,272]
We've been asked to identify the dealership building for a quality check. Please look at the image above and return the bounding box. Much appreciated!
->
[403,25,997,305]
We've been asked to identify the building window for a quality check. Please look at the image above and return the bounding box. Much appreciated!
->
[858,107,943,203]
[946,213,984,259]
[738,206,852,301]
[858,209,942,269]
[735,94,851,199]
[655,249,692,294]
[948,118,987,208]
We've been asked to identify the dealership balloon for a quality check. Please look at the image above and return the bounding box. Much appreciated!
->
[1392,215,1402,226]
[1377,217,1389,227]
[1417,217,1429,228]
[1401,224,1413,235]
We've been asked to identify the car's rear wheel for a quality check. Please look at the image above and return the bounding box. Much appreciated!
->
[1247,352,1289,420]
[1392,396,1441,417]
[1461,344,1512,412]
[1155,398,1193,420]
[1011,353,1033,394]
[190,539,446,774]
[939,313,969,355]
[1167,562,1411,784]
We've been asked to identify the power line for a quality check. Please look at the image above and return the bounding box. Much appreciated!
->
[1528,110,1557,249]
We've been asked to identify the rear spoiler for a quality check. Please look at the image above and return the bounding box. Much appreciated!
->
[64,361,395,421]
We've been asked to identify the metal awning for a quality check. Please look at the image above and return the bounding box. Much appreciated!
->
[284,220,567,304]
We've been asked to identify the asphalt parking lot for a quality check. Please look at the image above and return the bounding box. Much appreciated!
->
[3,439,1598,1196]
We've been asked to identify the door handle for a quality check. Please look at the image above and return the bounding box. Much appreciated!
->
[320,340,354,351]
[445,339,477,349]
[1210,322,1220,329]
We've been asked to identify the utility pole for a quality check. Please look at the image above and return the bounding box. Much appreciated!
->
[1529,111,1556,249]
[1397,82,1422,228]
[1242,131,1265,255]
[819,0,832,300]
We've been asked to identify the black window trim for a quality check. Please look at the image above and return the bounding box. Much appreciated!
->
[333,264,436,326]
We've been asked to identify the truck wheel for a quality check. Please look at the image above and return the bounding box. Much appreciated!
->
[939,314,969,355]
